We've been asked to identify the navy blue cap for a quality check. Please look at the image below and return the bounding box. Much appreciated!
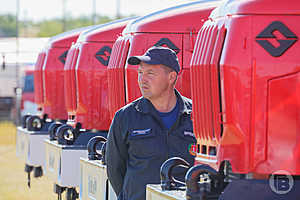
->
[127,46,180,74]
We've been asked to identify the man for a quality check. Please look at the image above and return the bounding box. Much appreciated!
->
[106,46,196,200]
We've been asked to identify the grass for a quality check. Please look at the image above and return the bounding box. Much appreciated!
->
[0,121,57,200]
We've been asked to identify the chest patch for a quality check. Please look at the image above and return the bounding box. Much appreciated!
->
[131,128,151,136]
[184,131,194,137]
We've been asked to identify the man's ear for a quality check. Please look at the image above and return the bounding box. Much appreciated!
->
[169,71,177,85]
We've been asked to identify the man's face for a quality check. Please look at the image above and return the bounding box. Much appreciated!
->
[137,62,171,100]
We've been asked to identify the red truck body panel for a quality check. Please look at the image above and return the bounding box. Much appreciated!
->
[42,27,90,120]
[64,19,133,130]
[34,51,46,111]
[64,45,78,119]
[108,38,129,120]
[191,0,300,175]
[43,47,68,120]
[108,0,220,120]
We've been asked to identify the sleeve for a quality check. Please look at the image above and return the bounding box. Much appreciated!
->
[105,111,128,196]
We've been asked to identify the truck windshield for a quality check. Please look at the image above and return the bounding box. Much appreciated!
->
[23,74,34,92]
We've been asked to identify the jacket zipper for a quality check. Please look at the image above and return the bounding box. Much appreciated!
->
[165,113,183,160]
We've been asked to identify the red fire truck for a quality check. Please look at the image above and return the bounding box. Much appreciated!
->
[16,27,90,191]
[65,18,135,132]
[28,27,90,130]
[107,0,220,121]
[44,18,134,200]
[149,0,300,199]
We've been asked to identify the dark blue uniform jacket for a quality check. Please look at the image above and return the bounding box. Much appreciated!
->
[106,90,196,200]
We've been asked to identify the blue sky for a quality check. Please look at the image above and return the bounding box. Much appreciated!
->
[0,0,196,21]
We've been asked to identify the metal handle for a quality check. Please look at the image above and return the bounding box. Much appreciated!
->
[57,125,76,145]
[185,164,224,200]
[26,115,43,131]
[87,136,107,161]
[100,142,107,165]
[160,157,190,191]
[49,121,63,141]
[21,114,30,128]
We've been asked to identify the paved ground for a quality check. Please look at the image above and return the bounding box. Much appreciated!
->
[0,121,57,200]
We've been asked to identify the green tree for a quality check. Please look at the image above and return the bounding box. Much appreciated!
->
[0,14,127,37]
[65,15,93,30]
[37,15,114,37]
[0,14,17,37]
[37,19,63,37]
[64,15,113,32]
[95,15,112,24]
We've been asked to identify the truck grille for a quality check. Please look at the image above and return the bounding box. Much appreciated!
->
[107,38,130,120]
[190,22,226,154]
[64,45,79,116]
[34,52,46,107]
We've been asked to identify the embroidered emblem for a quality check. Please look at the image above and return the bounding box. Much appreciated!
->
[189,144,197,156]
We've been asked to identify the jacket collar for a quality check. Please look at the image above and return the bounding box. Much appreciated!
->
[134,89,192,115]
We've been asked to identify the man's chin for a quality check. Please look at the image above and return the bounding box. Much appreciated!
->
[141,92,152,99]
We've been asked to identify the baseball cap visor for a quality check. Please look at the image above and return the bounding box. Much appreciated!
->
[127,56,161,65]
